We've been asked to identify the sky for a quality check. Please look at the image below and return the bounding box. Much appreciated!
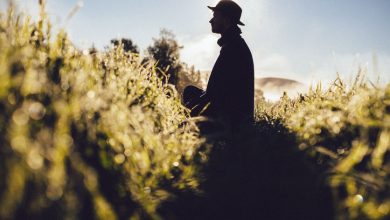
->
[3,0,390,86]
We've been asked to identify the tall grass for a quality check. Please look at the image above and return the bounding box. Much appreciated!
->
[256,73,390,219]
[0,5,204,220]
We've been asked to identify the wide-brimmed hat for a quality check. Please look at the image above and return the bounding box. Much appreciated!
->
[208,0,245,26]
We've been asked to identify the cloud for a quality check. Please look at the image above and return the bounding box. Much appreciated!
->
[253,53,313,86]
[179,34,220,70]
[307,52,390,87]
[178,0,269,71]
[256,54,292,75]
[238,0,268,30]
[253,51,390,88]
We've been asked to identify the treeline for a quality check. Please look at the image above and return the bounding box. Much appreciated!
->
[106,29,203,94]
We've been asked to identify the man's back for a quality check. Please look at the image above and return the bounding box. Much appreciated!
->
[205,25,254,128]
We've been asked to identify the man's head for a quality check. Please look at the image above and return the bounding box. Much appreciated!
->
[208,0,244,34]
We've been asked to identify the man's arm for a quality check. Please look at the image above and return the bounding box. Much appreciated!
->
[190,93,211,117]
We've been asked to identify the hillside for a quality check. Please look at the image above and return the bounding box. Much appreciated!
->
[255,77,307,101]
[255,77,304,90]
[256,77,303,88]
[200,70,307,101]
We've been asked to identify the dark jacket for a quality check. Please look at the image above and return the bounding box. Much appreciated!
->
[203,26,254,128]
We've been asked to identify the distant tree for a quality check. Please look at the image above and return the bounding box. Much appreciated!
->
[111,38,139,54]
[146,29,183,85]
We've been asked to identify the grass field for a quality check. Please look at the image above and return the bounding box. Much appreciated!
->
[0,4,389,220]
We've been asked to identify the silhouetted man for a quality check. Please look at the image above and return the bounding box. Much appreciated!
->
[183,0,254,132]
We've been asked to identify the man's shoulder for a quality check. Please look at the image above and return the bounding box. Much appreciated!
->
[222,37,251,55]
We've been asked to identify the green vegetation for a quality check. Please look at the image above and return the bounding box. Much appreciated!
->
[144,29,203,94]
[0,5,204,219]
[259,76,390,219]
[0,3,389,220]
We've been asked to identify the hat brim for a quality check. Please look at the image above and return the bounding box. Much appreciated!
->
[237,21,245,26]
[207,6,245,26]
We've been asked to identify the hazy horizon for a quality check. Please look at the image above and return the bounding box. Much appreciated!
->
[3,0,390,87]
